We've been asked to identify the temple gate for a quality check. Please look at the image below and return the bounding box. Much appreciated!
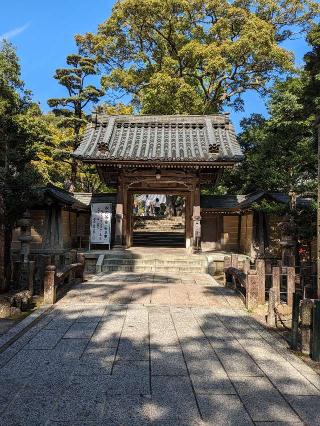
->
[74,114,243,251]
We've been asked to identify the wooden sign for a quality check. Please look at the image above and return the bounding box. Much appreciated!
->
[90,203,112,245]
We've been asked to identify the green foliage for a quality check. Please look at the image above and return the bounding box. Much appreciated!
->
[76,0,318,113]
[48,53,104,190]
[221,63,318,196]
[251,200,288,215]
[0,41,45,226]
[219,25,320,243]
[94,102,134,115]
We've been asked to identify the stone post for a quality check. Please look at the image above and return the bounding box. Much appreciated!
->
[224,256,231,285]
[35,255,51,294]
[312,300,320,361]
[267,288,276,327]
[291,292,302,350]
[272,267,281,304]
[77,253,85,281]
[246,270,259,310]
[287,267,295,307]
[224,256,231,269]
[231,254,238,269]
[256,259,266,305]
[17,210,33,263]
[300,299,313,355]
[69,249,77,264]
[28,261,35,295]
[43,265,56,305]
[243,259,250,275]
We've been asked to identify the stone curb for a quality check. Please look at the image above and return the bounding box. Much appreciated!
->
[0,304,53,353]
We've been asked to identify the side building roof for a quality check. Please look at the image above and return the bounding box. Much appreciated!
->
[201,191,314,212]
[74,114,243,165]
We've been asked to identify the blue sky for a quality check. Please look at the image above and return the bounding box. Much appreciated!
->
[0,0,312,132]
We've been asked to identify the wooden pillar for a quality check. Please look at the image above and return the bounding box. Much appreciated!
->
[192,182,201,252]
[185,193,192,250]
[115,176,124,247]
[237,215,242,252]
[122,181,129,247]
[125,191,133,248]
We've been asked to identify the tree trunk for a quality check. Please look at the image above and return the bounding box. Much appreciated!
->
[70,158,78,192]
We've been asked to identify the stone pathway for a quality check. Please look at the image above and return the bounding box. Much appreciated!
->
[1,272,320,425]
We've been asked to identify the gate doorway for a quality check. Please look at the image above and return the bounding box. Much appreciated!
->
[131,194,186,247]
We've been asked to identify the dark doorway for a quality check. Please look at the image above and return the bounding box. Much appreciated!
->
[132,194,186,247]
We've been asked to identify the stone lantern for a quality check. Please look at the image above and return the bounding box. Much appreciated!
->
[278,215,296,266]
[17,210,33,263]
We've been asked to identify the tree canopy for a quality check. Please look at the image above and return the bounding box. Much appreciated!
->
[48,53,104,190]
[219,23,319,214]
[76,0,318,114]
[0,41,46,225]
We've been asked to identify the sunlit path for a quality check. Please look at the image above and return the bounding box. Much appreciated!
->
[1,273,320,425]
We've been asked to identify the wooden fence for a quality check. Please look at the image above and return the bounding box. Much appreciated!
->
[224,255,296,310]
[43,250,85,304]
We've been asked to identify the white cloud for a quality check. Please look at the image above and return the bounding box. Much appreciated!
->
[0,22,30,40]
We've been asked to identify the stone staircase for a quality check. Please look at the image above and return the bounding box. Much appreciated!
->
[101,252,208,274]
[133,216,185,233]
[133,216,185,247]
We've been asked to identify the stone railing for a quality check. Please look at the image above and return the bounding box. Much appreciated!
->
[43,251,85,304]
[224,255,296,311]
[224,255,265,310]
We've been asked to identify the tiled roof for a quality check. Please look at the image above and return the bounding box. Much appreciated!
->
[33,185,89,211]
[72,193,117,206]
[201,191,313,211]
[74,114,243,164]
[201,195,246,209]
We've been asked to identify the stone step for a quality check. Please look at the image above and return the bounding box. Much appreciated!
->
[101,265,207,273]
[132,232,185,248]
[103,259,208,266]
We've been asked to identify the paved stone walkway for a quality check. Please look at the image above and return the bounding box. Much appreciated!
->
[1,272,320,425]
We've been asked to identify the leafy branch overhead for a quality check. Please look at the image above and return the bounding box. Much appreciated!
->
[219,23,320,213]
[76,0,319,113]
[47,53,104,190]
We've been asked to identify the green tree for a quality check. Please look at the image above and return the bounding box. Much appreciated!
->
[0,41,46,291]
[76,0,318,114]
[48,54,104,191]
[222,25,319,197]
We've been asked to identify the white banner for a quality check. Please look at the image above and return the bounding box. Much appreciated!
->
[90,203,112,245]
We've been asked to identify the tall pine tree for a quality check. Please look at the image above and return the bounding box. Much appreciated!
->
[48,54,104,191]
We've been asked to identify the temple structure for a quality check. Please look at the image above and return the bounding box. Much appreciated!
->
[74,114,243,251]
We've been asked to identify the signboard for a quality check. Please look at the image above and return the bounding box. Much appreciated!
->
[90,203,112,246]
